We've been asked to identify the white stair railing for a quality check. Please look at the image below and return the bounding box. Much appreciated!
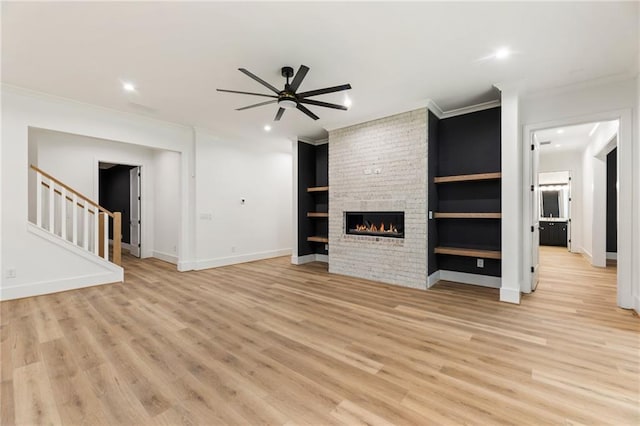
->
[30,165,122,266]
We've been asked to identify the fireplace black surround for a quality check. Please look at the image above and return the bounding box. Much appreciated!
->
[345,211,404,238]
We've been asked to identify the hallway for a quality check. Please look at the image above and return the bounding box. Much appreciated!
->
[524,245,626,325]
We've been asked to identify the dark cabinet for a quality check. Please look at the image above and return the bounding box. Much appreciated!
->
[540,221,567,247]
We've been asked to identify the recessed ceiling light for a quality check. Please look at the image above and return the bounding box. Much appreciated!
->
[264,125,271,132]
[344,96,352,108]
[556,129,564,134]
[495,47,510,60]
[122,82,136,92]
[555,144,561,148]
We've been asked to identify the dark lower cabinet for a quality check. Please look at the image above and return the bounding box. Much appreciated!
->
[540,221,568,247]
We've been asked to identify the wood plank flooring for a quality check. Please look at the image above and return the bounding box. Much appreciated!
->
[1,246,638,425]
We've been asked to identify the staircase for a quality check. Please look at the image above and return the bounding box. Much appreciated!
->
[31,164,123,266]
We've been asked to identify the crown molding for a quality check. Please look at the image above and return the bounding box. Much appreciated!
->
[426,98,501,119]
[298,137,328,146]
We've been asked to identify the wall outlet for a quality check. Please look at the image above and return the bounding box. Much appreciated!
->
[325,244,329,251]
[428,211,433,219]
[364,169,372,175]
[477,259,484,268]
[6,268,16,279]
[199,213,213,220]
[374,168,382,174]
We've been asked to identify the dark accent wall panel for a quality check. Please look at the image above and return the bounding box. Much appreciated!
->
[437,107,501,176]
[428,111,439,275]
[606,148,617,253]
[297,142,329,256]
[297,142,315,256]
[99,165,134,243]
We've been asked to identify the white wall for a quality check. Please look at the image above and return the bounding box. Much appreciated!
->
[154,150,181,264]
[1,85,194,299]
[193,129,292,269]
[519,78,637,308]
[539,149,583,253]
[581,121,618,266]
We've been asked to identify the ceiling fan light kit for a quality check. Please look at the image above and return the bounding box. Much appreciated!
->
[217,65,352,121]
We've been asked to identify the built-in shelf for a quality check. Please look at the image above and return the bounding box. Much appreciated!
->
[434,212,501,219]
[307,186,329,192]
[434,172,501,184]
[307,212,329,218]
[307,236,329,243]
[434,246,501,259]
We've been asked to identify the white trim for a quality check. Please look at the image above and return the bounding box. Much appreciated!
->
[606,252,618,260]
[439,270,501,289]
[635,295,640,314]
[27,222,122,273]
[426,98,501,119]
[298,137,328,146]
[427,270,441,288]
[153,251,178,265]
[425,99,444,119]
[1,271,123,301]
[500,287,521,305]
[195,248,291,270]
[316,254,329,263]
[291,254,319,265]
[177,260,195,272]
[440,100,502,119]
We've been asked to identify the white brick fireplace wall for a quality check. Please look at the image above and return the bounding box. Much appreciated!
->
[328,109,428,289]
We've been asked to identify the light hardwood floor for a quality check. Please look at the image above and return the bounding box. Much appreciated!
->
[1,246,638,425]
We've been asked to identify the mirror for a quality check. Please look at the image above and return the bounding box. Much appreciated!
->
[539,184,569,219]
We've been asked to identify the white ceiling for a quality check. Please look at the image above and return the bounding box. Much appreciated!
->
[535,122,601,152]
[2,2,638,142]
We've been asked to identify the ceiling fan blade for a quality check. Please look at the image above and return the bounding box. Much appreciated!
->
[297,84,352,98]
[238,68,280,94]
[274,108,285,121]
[217,89,277,98]
[296,104,319,120]
[299,98,347,110]
[236,100,277,111]
[289,65,309,92]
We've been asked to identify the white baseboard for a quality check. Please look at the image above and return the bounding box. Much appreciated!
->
[606,252,617,260]
[1,270,123,301]
[439,270,501,289]
[500,287,521,304]
[427,270,441,288]
[177,260,195,272]
[291,253,328,265]
[153,251,178,265]
[195,248,292,270]
[634,295,640,314]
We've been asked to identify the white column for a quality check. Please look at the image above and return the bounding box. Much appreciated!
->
[498,87,522,304]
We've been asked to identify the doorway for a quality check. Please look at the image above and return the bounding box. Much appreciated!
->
[98,162,141,257]
[528,120,619,301]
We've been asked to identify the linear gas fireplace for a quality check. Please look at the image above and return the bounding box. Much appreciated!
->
[345,211,404,238]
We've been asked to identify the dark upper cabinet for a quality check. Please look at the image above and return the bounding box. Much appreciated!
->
[540,221,568,247]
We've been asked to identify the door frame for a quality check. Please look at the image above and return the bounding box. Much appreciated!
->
[95,159,146,258]
[522,109,633,309]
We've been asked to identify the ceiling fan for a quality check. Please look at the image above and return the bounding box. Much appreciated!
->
[217,65,352,121]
